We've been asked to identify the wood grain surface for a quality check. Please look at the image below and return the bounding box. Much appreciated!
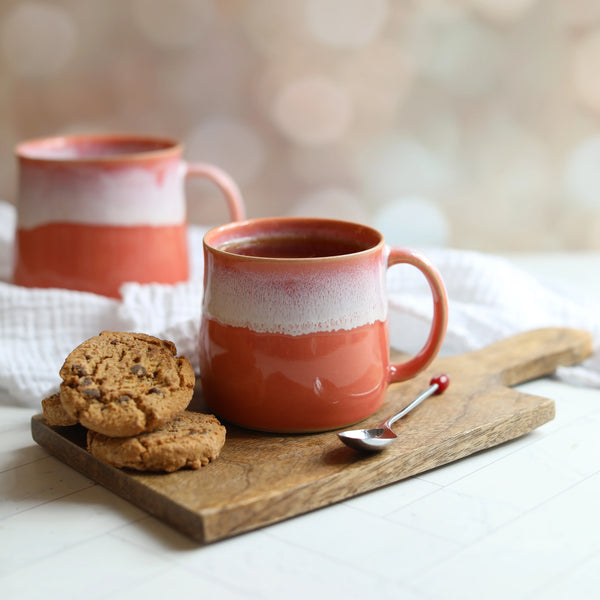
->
[31,327,593,544]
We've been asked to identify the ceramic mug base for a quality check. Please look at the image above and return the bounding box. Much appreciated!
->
[14,221,189,297]
[199,317,390,433]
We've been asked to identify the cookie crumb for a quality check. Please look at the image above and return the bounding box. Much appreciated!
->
[42,392,78,427]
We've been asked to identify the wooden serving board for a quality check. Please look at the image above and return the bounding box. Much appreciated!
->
[31,327,592,544]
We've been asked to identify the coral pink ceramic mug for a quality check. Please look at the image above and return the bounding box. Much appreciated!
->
[13,133,245,297]
[199,217,448,433]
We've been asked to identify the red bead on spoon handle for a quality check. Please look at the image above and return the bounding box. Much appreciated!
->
[431,373,450,394]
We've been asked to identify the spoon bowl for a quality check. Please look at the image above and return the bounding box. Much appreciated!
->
[338,374,450,452]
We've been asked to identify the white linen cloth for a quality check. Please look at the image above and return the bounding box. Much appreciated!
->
[1,200,598,407]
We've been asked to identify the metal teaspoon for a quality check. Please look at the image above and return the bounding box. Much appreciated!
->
[337,374,450,452]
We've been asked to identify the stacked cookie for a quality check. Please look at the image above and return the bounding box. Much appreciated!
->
[41,331,226,472]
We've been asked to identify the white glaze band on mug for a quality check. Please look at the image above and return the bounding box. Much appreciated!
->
[203,218,388,335]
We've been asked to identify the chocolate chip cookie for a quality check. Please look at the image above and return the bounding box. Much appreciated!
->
[59,331,195,437]
[87,411,226,472]
[41,392,78,426]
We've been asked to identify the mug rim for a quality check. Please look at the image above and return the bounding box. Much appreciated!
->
[203,216,385,262]
[15,133,182,163]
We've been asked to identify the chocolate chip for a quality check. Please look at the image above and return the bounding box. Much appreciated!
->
[117,395,131,404]
[130,364,147,377]
[148,387,162,395]
[81,377,93,386]
[82,388,101,399]
[71,365,87,377]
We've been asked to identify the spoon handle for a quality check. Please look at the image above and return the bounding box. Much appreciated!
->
[383,374,449,429]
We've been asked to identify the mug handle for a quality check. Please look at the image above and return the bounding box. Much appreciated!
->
[387,247,449,383]
[184,162,246,221]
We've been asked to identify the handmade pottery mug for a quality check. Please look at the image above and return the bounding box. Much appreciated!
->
[12,133,245,297]
[199,217,449,433]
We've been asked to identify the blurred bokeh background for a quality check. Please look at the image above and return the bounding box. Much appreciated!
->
[2,0,600,251]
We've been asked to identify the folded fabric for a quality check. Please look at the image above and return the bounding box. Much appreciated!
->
[1,201,598,407]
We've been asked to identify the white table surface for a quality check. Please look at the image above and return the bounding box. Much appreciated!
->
[1,252,599,600]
